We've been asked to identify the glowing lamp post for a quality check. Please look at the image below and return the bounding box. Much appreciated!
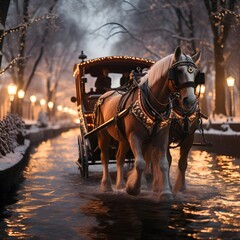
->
[57,105,63,111]
[17,89,25,116]
[48,101,54,121]
[30,95,37,120]
[7,83,17,112]
[48,101,54,109]
[18,89,25,99]
[40,98,46,110]
[226,76,235,118]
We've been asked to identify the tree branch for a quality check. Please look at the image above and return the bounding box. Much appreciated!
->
[0,56,27,75]
[95,22,160,58]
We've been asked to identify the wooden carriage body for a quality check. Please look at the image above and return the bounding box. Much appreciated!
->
[73,54,155,177]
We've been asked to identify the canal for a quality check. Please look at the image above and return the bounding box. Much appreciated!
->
[0,128,239,239]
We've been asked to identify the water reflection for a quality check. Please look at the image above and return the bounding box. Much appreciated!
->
[0,129,239,239]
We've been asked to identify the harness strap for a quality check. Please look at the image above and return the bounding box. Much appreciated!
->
[116,87,137,138]
[140,81,171,121]
[171,60,197,69]
[175,81,196,90]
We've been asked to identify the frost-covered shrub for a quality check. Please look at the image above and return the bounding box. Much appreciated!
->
[0,113,26,158]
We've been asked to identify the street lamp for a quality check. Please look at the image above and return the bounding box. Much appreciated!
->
[226,76,235,119]
[57,105,63,111]
[40,98,46,110]
[7,83,17,112]
[48,101,53,109]
[48,101,54,121]
[18,89,25,99]
[30,95,37,120]
[17,89,25,117]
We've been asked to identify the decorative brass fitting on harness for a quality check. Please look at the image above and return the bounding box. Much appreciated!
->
[131,90,172,133]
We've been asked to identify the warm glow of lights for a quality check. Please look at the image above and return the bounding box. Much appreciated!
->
[74,118,80,124]
[40,99,46,106]
[196,85,205,96]
[48,101,54,109]
[227,76,235,87]
[68,108,78,116]
[200,85,205,94]
[63,107,69,112]
[78,55,155,67]
[7,83,17,101]
[61,107,78,116]
[17,89,25,99]
[57,105,63,111]
[30,95,37,103]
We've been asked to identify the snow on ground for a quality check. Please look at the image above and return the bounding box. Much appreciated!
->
[0,139,30,171]
[204,127,240,136]
[203,114,240,124]
[202,114,240,135]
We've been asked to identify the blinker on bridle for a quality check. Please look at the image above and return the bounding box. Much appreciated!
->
[168,60,205,90]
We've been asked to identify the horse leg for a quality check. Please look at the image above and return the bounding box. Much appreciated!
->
[167,148,172,168]
[116,141,129,190]
[155,127,173,201]
[98,131,112,192]
[126,135,146,196]
[174,134,194,193]
[149,148,161,193]
[167,148,173,190]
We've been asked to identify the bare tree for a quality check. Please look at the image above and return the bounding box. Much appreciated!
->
[2,0,64,116]
[0,0,10,69]
[42,19,84,117]
[204,0,237,115]
[95,0,239,116]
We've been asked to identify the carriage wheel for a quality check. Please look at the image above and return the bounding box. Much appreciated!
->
[77,136,89,178]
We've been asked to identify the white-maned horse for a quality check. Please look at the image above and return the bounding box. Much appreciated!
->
[94,46,199,200]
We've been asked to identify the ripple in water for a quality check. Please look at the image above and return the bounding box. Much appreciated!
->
[0,129,239,239]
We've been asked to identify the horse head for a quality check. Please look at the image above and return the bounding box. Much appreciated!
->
[169,46,204,114]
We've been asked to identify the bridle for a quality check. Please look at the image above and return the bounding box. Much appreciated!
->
[167,56,205,116]
[167,57,206,147]
[168,57,205,91]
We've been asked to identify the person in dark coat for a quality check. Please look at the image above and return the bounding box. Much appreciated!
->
[95,68,112,94]
[120,71,130,86]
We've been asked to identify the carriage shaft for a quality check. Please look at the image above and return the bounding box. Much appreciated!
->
[83,108,129,139]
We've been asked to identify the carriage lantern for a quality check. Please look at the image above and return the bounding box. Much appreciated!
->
[78,50,87,62]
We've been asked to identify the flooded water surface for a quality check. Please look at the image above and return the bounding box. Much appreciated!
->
[0,128,239,239]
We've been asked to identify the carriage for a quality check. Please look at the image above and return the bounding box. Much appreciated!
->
[72,48,208,199]
[72,52,155,178]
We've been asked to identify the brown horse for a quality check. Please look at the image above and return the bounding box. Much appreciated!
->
[168,109,201,193]
[168,98,207,193]
[94,46,200,200]
[168,50,204,194]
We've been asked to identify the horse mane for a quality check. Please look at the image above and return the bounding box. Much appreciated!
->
[146,54,175,88]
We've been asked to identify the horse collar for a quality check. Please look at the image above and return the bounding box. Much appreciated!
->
[131,89,171,133]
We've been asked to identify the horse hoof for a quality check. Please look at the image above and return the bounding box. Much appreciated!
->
[116,183,125,190]
[126,186,140,196]
[160,192,174,202]
[173,185,186,193]
[101,185,113,192]
[101,181,113,192]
